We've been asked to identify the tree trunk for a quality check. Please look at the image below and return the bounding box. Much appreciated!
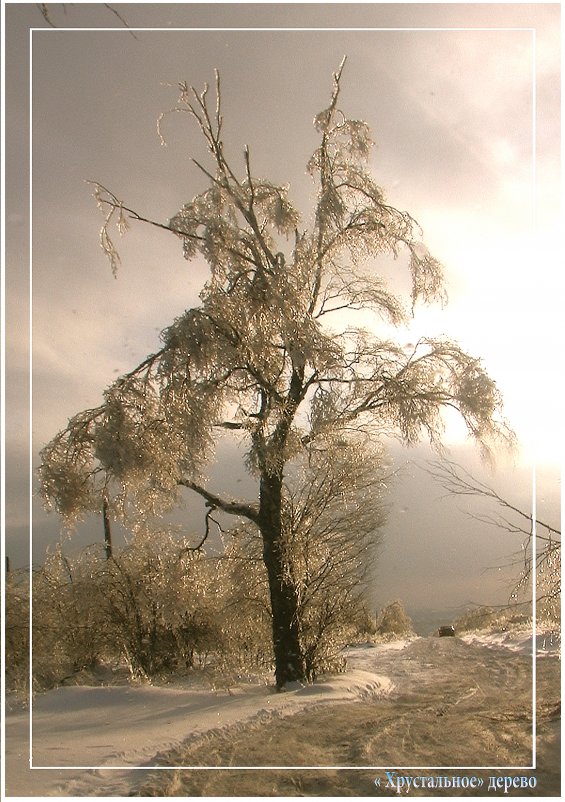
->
[259,471,306,688]
[102,496,113,560]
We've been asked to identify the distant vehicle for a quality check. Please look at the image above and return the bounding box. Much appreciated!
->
[438,625,456,637]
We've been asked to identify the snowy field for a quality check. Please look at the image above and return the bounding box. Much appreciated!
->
[4,631,560,798]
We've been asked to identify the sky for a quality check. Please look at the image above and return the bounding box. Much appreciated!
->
[3,2,562,616]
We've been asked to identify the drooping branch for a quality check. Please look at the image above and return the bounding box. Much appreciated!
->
[424,459,560,539]
[102,4,139,39]
[37,4,138,37]
[37,4,56,27]
[302,337,513,457]
[422,458,561,605]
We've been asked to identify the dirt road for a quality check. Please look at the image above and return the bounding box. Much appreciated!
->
[137,637,560,796]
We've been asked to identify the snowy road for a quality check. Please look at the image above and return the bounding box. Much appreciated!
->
[5,634,560,797]
[135,635,560,796]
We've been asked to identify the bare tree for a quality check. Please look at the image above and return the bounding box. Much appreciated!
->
[39,62,512,687]
[424,459,560,612]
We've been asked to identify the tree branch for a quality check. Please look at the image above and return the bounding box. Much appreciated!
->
[178,479,259,523]
[424,459,561,538]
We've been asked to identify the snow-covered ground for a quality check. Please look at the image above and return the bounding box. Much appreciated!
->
[461,627,560,654]
[5,658,394,797]
[4,631,559,798]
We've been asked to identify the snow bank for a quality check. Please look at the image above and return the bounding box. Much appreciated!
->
[5,665,392,797]
[461,629,560,655]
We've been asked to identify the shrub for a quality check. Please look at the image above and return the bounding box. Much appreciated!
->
[31,548,108,689]
[453,605,534,634]
[5,569,30,697]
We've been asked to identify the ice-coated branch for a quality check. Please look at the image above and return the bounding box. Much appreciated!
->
[178,479,259,524]
[424,458,560,538]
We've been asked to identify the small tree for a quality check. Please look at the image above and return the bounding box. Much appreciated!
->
[97,534,185,678]
[376,600,415,638]
[39,62,511,687]
[27,533,274,687]
[98,529,272,680]
[283,437,388,678]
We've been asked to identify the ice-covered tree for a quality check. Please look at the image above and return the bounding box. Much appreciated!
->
[39,61,512,687]
[282,437,388,677]
[376,600,415,637]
